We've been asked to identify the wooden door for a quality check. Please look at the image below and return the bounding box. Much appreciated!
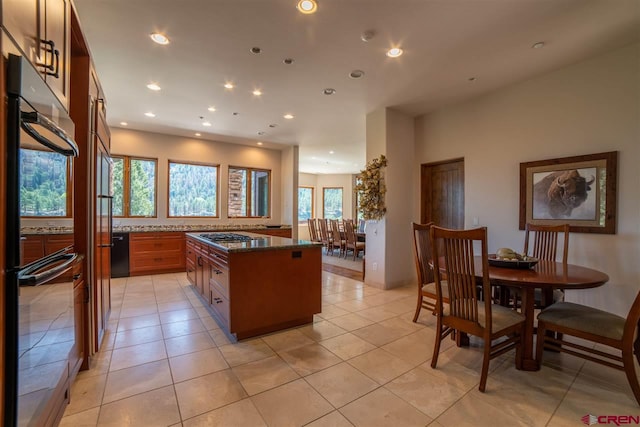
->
[421,159,464,229]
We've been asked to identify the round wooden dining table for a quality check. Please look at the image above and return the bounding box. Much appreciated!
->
[473,257,609,371]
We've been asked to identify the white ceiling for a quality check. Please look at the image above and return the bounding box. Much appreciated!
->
[74,0,640,174]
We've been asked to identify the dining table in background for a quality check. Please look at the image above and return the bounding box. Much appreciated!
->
[473,257,609,371]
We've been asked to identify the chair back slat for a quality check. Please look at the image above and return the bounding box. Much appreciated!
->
[431,226,491,331]
[330,219,342,244]
[524,223,569,264]
[412,223,434,285]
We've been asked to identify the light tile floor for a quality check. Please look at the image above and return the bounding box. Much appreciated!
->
[61,272,638,426]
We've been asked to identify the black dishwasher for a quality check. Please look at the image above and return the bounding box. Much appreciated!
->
[111,233,130,277]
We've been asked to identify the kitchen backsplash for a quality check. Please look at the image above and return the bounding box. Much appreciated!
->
[21,224,291,235]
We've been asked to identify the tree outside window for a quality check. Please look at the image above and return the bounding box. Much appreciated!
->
[111,156,157,217]
[298,186,314,224]
[19,148,70,217]
[228,167,271,217]
[168,161,218,217]
[323,187,343,219]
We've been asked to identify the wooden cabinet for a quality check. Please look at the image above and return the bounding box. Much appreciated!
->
[185,235,321,340]
[186,238,197,285]
[252,228,292,238]
[70,259,85,379]
[1,0,71,109]
[20,235,45,264]
[129,232,186,275]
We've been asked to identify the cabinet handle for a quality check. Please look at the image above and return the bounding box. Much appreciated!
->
[214,269,222,275]
[213,297,223,304]
[197,256,203,266]
[73,273,82,281]
[36,39,60,78]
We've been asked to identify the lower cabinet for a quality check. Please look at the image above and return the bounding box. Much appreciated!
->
[185,235,321,340]
[129,232,186,275]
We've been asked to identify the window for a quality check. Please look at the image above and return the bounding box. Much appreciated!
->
[298,186,314,224]
[20,148,70,217]
[323,187,343,219]
[168,161,219,217]
[112,156,157,217]
[228,167,271,217]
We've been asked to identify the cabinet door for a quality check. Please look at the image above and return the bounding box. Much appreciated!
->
[1,0,40,64]
[43,0,70,109]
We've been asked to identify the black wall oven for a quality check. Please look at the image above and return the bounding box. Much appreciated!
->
[4,54,79,425]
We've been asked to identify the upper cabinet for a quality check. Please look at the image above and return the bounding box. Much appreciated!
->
[2,0,70,110]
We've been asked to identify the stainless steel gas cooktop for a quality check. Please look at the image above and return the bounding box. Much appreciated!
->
[199,233,259,243]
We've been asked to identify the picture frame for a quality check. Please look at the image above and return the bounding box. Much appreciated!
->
[519,151,617,234]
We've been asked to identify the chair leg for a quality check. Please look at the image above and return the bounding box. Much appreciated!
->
[622,346,640,406]
[431,318,443,369]
[479,339,492,392]
[413,295,423,323]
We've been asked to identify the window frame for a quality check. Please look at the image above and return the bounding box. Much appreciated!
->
[167,159,220,218]
[112,155,158,218]
[298,186,315,224]
[20,146,73,218]
[227,166,272,218]
[322,187,343,219]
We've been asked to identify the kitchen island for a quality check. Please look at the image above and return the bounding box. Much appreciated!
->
[185,232,322,340]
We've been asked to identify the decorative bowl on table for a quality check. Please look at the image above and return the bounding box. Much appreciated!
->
[488,254,539,269]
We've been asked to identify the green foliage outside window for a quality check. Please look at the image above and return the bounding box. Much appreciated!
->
[169,162,218,217]
[111,156,156,217]
[20,149,68,217]
[323,188,343,219]
[298,187,313,223]
[130,159,156,216]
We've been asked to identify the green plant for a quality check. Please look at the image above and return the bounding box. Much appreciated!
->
[355,155,387,220]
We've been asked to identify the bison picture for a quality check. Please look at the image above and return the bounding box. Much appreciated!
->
[533,169,596,219]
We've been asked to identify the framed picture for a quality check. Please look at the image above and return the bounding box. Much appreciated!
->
[519,151,617,234]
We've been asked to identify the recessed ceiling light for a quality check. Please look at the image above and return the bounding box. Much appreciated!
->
[224,82,234,89]
[532,41,545,49]
[349,70,365,79]
[120,122,128,126]
[283,58,294,65]
[144,112,155,117]
[283,114,294,119]
[146,83,161,91]
[252,89,262,96]
[323,88,336,95]
[257,131,266,135]
[329,150,334,154]
[208,106,216,112]
[386,47,403,58]
[150,33,170,45]
[269,124,277,128]
[297,0,318,14]
[250,47,262,54]
[233,112,239,116]
[202,121,212,126]
[468,77,477,82]
[360,30,375,42]
[257,142,263,146]
[195,133,201,136]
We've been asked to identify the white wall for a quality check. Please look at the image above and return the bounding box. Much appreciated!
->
[414,43,640,316]
[110,128,285,226]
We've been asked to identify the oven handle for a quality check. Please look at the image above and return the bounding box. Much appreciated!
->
[18,252,79,286]
[20,111,79,157]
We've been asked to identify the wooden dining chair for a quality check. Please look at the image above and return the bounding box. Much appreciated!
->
[412,222,448,322]
[307,218,320,243]
[430,225,525,392]
[318,219,333,254]
[329,219,345,257]
[524,223,570,308]
[536,290,640,406]
[344,220,365,260]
